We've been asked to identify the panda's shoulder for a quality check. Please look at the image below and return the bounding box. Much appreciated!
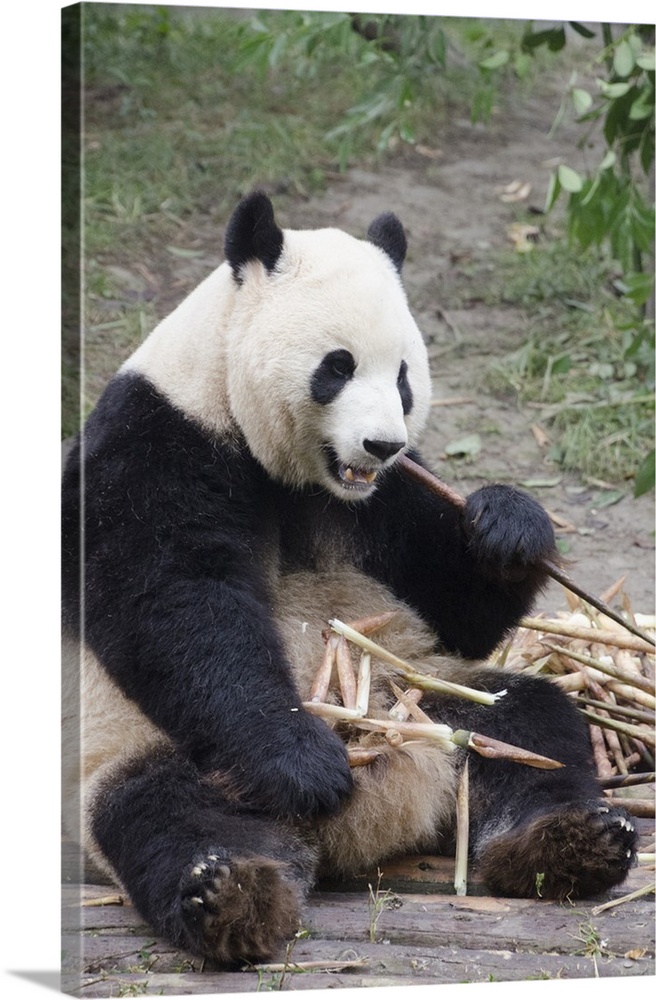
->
[71,371,263,509]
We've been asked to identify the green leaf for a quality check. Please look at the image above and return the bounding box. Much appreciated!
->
[514,52,532,79]
[636,50,656,71]
[629,92,654,120]
[568,22,596,39]
[634,449,655,497]
[558,164,583,193]
[544,170,561,212]
[551,354,572,373]
[595,490,626,509]
[547,27,567,52]
[399,120,416,144]
[572,87,593,115]
[598,149,617,171]
[444,433,482,458]
[622,271,656,307]
[598,80,631,99]
[479,50,509,71]
[613,39,635,77]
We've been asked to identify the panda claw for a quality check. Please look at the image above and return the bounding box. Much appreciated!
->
[179,853,304,964]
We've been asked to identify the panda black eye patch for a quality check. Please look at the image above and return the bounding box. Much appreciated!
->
[311,349,356,405]
[397,360,413,415]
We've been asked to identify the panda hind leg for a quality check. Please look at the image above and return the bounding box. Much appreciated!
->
[89,750,317,966]
[476,800,637,900]
[424,666,638,899]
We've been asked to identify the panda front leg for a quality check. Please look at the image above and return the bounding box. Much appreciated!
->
[426,667,638,900]
[89,750,318,966]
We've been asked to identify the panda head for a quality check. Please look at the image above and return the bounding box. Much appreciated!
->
[224,192,432,500]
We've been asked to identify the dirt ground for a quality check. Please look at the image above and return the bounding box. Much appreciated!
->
[97,79,654,619]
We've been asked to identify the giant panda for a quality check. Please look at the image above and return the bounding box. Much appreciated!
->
[62,192,637,967]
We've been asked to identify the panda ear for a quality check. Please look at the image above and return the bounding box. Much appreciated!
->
[366,212,407,273]
[224,191,284,281]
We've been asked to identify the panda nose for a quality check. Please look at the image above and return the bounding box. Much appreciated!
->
[363,438,406,462]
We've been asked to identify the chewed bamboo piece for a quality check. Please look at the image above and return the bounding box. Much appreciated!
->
[328,618,504,706]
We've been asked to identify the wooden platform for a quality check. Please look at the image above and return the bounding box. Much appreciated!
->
[61,821,655,996]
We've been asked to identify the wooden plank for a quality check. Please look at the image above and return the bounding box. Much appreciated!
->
[302,884,655,957]
[60,827,655,997]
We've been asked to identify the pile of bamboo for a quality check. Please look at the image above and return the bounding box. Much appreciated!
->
[495,584,655,818]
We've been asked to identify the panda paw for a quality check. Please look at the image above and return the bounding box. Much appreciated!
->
[477,801,638,900]
[464,485,557,579]
[179,852,302,965]
[240,711,354,820]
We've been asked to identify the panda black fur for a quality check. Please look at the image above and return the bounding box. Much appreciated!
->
[62,192,637,967]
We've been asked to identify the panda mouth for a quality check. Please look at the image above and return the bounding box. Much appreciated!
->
[339,463,378,489]
[324,447,379,493]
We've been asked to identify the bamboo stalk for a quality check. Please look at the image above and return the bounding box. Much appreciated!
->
[388,686,424,721]
[589,722,614,784]
[591,882,655,915]
[249,959,368,973]
[451,729,565,769]
[398,454,656,648]
[454,759,469,897]
[309,635,338,703]
[606,797,655,818]
[599,771,655,789]
[576,695,655,725]
[579,710,655,747]
[82,894,125,907]
[521,619,655,656]
[544,643,655,692]
[585,680,629,775]
[347,746,384,767]
[389,681,433,723]
[329,618,503,705]
[303,701,565,767]
[335,636,357,711]
[346,610,397,636]
[356,653,371,717]
[607,681,656,711]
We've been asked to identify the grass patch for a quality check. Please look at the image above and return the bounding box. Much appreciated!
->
[481,240,654,483]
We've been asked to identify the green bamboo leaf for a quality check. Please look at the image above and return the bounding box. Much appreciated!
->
[558,164,583,193]
[629,93,654,120]
[634,449,655,498]
[572,87,593,115]
[444,434,482,458]
[546,27,566,52]
[479,50,509,71]
[598,80,631,99]
[568,22,596,39]
[544,170,561,212]
[613,39,635,77]
[599,149,617,171]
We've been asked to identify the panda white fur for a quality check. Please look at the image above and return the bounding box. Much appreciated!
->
[62,192,637,967]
